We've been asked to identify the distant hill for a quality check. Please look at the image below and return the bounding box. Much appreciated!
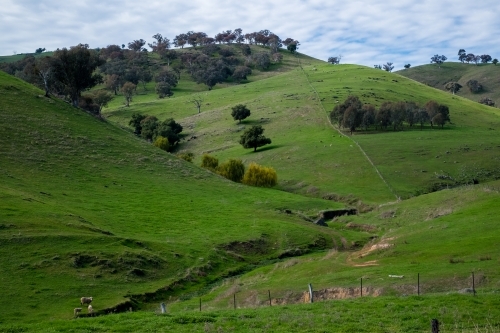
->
[396,62,500,107]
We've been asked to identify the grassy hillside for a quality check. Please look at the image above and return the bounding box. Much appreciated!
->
[104,55,500,200]
[1,44,500,331]
[0,71,346,324]
[397,62,500,106]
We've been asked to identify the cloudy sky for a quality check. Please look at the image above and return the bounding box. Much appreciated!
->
[2,0,500,70]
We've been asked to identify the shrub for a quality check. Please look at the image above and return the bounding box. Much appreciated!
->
[153,136,170,151]
[217,159,245,182]
[177,152,194,163]
[479,97,495,106]
[242,162,277,187]
[201,154,219,171]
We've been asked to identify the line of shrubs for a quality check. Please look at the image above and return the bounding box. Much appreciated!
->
[200,154,277,187]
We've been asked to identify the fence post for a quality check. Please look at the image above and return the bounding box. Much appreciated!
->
[233,293,236,309]
[418,273,420,296]
[160,302,166,314]
[308,283,314,303]
[360,278,363,297]
[199,298,201,312]
[268,290,271,306]
[431,319,440,333]
[472,272,476,296]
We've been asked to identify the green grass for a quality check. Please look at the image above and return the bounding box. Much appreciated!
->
[3,294,500,332]
[1,45,500,331]
[0,70,345,324]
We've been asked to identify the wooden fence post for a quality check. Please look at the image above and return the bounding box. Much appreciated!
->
[233,293,236,309]
[199,298,201,312]
[418,273,420,296]
[308,283,314,303]
[472,272,476,296]
[431,319,440,333]
[268,290,271,306]
[360,278,363,297]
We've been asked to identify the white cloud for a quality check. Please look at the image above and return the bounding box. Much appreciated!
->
[1,0,499,69]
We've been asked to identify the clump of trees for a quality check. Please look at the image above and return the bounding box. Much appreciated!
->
[328,56,341,65]
[430,54,447,67]
[129,113,183,150]
[330,95,451,133]
[458,49,495,65]
[200,155,276,187]
[239,125,271,151]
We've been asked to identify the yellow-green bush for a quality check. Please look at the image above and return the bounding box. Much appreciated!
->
[242,162,277,187]
[177,152,194,163]
[201,154,219,171]
[153,136,170,151]
[217,159,245,182]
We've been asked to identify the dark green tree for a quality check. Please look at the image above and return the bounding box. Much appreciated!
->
[444,82,462,95]
[129,113,147,135]
[493,59,498,66]
[239,125,271,152]
[140,116,159,141]
[231,104,251,123]
[232,66,252,82]
[52,44,105,106]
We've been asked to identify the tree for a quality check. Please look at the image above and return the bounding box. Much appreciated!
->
[129,113,147,135]
[330,95,363,127]
[430,54,447,67]
[253,52,271,70]
[361,104,376,130]
[35,47,46,54]
[390,101,406,130]
[190,95,203,113]
[493,59,498,66]
[466,79,482,93]
[328,56,341,64]
[376,102,392,129]
[414,107,429,130]
[128,39,146,52]
[404,64,411,69]
[217,159,245,182]
[156,82,174,98]
[148,33,170,56]
[465,53,475,64]
[201,154,219,171]
[342,105,362,134]
[52,44,104,106]
[155,118,183,145]
[232,66,252,82]
[383,62,394,72]
[405,101,418,127]
[242,162,277,187]
[174,34,188,48]
[374,65,382,69]
[105,74,120,95]
[121,82,136,107]
[425,100,439,127]
[30,56,54,97]
[140,116,159,141]
[480,54,492,64]
[91,90,113,116]
[153,136,170,151]
[139,70,152,91]
[458,49,466,62]
[231,104,251,123]
[239,125,271,152]
[479,97,495,106]
[444,82,462,94]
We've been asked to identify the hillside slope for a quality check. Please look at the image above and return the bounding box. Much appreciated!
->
[105,58,500,200]
[0,71,346,324]
[397,62,500,106]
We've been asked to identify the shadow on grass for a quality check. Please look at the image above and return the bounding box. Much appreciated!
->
[243,144,284,154]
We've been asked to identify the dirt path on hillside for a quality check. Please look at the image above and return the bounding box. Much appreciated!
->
[345,237,396,267]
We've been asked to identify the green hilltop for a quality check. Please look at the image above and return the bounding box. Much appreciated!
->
[1,44,500,332]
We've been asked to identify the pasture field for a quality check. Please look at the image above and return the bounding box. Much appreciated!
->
[1,44,499,331]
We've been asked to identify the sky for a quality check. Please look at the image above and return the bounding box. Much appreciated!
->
[2,0,500,70]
